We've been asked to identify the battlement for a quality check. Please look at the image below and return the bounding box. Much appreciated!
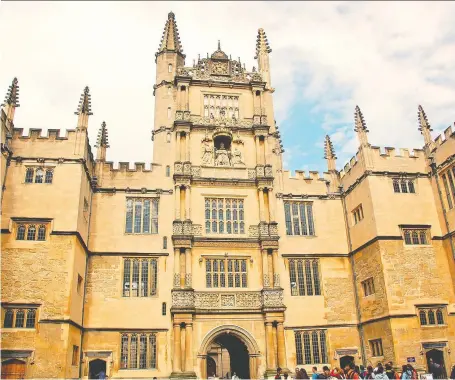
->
[339,152,360,178]
[101,161,157,173]
[13,127,78,140]
[281,169,332,196]
[283,169,330,182]
[434,125,454,147]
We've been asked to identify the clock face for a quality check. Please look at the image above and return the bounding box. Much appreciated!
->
[212,62,228,75]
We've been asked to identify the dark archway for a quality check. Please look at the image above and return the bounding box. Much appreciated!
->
[426,349,446,379]
[340,355,355,370]
[1,359,26,379]
[207,356,217,377]
[213,333,250,379]
[89,359,106,379]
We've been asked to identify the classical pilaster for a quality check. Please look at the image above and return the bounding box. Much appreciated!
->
[262,249,270,288]
[185,186,191,220]
[175,132,181,161]
[185,323,193,372]
[277,322,287,370]
[185,86,189,111]
[255,136,261,165]
[268,188,276,222]
[174,248,181,288]
[186,132,191,162]
[272,249,279,288]
[258,188,265,222]
[175,186,181,220]
[185,248,192,288]
[173,323,182,373]
[265,322,276,370]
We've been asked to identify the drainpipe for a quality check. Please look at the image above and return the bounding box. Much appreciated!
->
[340,185,367,367]
[430,160,455,260]
[79,159,95,378]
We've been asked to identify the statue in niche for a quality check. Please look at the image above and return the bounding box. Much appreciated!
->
[201,140,214,165]
[215,142,230,167]
[231,147,244,166]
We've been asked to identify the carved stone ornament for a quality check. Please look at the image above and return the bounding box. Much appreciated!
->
[190,116,253,128]
[201,141,214,165]
[262,289,284,307]
[172,290,195,308]
[193,291,263,309]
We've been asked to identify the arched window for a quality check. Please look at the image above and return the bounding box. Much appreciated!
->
[37,225,46,241]
[4,309,13,328]
[303,332,311,364]
[312,331,320,363]
[255,90,260,96]
[419,230,427,244]
[139,334,147,369]
[16,225,26,240]
[320,330,328,363]
[165,165,170,177]
[27,225,36,241]
[166,132,171,143]
[393,179,400,193]
[120,334,128,369]
[163,236,167,249]
[404,230,411,244]
[168,64,173,73]
[162,302,166,315]
[45,169,53,184]
[313,260,321,295]
[428,309,436,325]
[400,180,408,193]
[305,260,313,295]
[15,310,25,328]
[35,168,44,183]
[167,107,171,119]
[411,231,419,245]
[150,334,157,368]
[25,309,36,328]
[25,168,34,183]
[408,180,415,193]
[419,309,427,325]
[167,86,172,95]
[130,334,138,368]
[436,309,444,325]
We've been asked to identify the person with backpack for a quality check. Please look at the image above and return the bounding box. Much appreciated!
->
[373,366,389,380]
[344,362,359,379]
[385,363,397,379]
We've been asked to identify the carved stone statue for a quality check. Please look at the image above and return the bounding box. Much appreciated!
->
[215,143,230,166]
[231,147,244,166]
[201,140,213,165]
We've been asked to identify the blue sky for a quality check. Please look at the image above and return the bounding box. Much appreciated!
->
[1,1,454,174]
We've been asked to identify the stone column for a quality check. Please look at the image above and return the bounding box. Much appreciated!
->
[185,86,190,111]
[186,132,191,162]
[266,322,276,370]
[173,323,182,372]
[277,322,287,369]
[185,186,191,220]
[174,248,181,288]
[185,248,192,288]
[181,133,186,162]
[268,188,276,222]
[175,132,181,161]
[262,249,270,288]
[258,188,265,222]
[272,249,279,288]
[255,136,261,165]
[175,186,181,220]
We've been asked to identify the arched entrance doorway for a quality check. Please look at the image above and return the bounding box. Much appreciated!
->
[89,359,106,379]
[199,325,261,380]
[1,359,26,379]
[340,355,355,370]
[426,349,446,379]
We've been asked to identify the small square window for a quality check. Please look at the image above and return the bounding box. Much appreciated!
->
[370,339,383,357]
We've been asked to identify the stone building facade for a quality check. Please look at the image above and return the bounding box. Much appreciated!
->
[1,11,455,380]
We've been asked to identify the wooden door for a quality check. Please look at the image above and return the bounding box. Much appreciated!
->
[1,359,26,379]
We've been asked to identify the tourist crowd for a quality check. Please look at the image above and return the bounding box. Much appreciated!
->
[275,361,455,380]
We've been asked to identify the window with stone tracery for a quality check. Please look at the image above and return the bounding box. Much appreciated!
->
[2,307,37,329]
[295,330,327,365]
[203,94,239,120]
[441,166,455,209]
[16,223,47,241]
[284,201,315,236]
[122,258,158,297]
[205,198,245,235]
[392,179,415,194]
[288,259,321,296]
[402,228,429,245]
[370,339,383,357]
[120,332,157,369]
[418,307,445,326]
[125,198,159,234]
[205,258,247,288]
[24,167,54,184]
[362,277,375,297]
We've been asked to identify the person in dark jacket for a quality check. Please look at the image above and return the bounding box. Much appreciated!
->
[449,365,455,380]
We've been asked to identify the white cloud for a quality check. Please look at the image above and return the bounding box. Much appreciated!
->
[1,1,454,167]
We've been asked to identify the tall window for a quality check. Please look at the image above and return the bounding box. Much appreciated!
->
[16,223,47,241]
[284,201,315,236]
[24,167,54,184]
[442,171,454,209]
[125,198,159,234]
[362,277,375,296]
[205,198,245,235]
[370,339,383,357]
[392,179,415,194]
[123,258,158,297]
[403,228,429,245]
[167,107,171,119]
[3,308,37,328]
[288,259,321,296]
[419,308,445,326]
[352,204,364,225]
[166,165,170,177]
[294,330,327,364]
[120,333,157,369]
[203,94,239,120]
[206,258,247,288]
[447,168,455,207]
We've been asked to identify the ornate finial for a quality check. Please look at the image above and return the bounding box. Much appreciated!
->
[324,135,336,160]
[255,28,272,59]
[74,86,93,116]
[354,105,368,133]
[157,11,184,57]
[95,121,110,148]
[218,40,221,50]
[1,77,20,108]
[418,105,432,133]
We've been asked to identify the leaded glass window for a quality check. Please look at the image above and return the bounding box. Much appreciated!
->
[120,333,157,369]
[37,225,46,241]
[205,198,245,234]
[203,94,239,120]
[123,258,158,297]
[442,174,453,209]
[35,168,44,183]
[45,170,54,184]
[295,330,327,365]
[25,309,36,328]
[15,310,25,328]
[403,228,429,245]
[393,179,416,194]
[205,258,247,288]
[3,310,13,328]
[284,202,315,236]
[419,308,445,326]
[25,168,34,183]
[125,198,159,234]
[289,259,321,296]
[16,225,26,240]
[26,225,36,241]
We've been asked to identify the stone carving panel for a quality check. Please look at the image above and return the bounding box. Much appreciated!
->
[194,292,219,308]
[172,290,195,308]
[220,294,235,307]
[236,292,262,308]
[262,289,284,308]
[193,292,264,310]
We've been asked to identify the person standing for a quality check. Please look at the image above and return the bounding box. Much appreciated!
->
[344,363,359,379]
[275,367,283,380]
[312,367,319,379]
[449,364,455,380]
